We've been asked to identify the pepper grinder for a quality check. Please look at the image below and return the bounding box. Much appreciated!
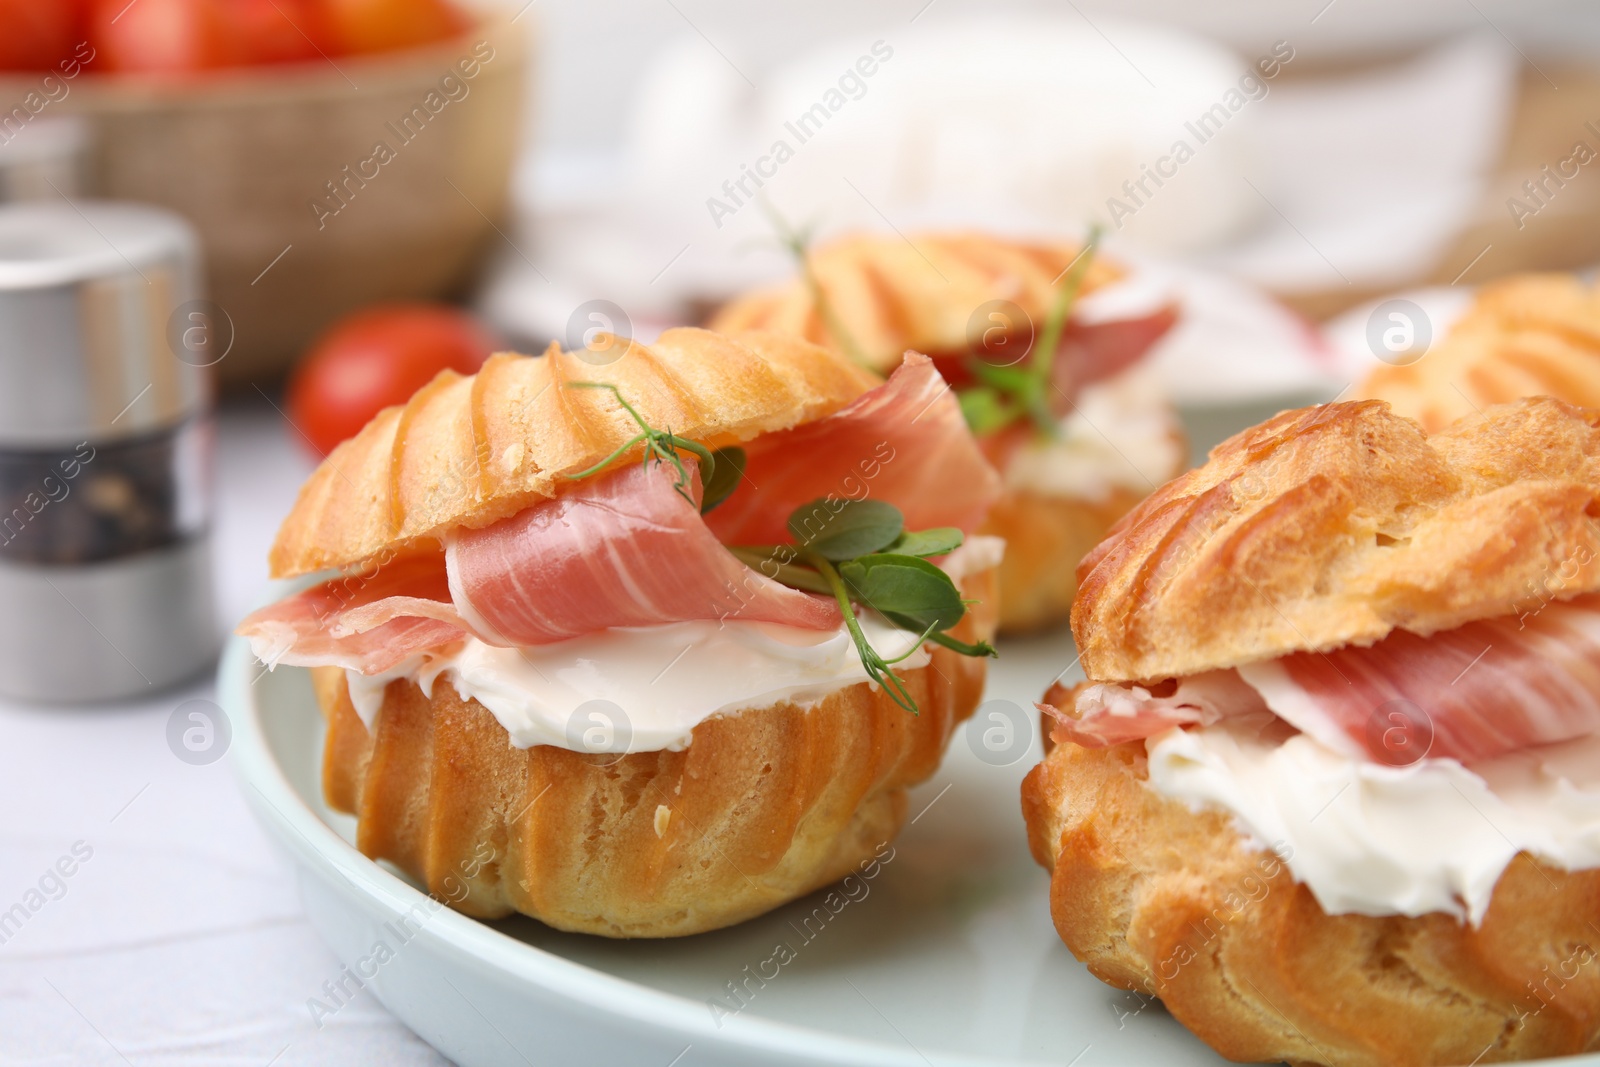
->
[0,201,218,702]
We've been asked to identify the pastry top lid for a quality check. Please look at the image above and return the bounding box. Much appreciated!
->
[1073,397,1600,682]
[269,328,878,579]
[1356,273,1600,432]
[709,231,1122,373]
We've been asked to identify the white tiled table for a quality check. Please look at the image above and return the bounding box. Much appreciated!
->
[0,401,450,1067]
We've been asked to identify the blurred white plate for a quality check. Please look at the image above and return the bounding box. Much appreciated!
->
[224,620,1600,1067]
[1117,253,1343,407]
[1321,285,1478,385]
[224,620,1257,1066]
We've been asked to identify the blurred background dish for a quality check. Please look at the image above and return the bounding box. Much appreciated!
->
[0,0,526,386]
[73,21,523,387]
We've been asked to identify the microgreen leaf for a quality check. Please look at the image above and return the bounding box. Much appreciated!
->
[803,548,922,714]
[889,527,964,558]
[958,386,1017,437]
[563,382,734,515]
[968,363,1035,393]
[1031,225,1102,396]
[762,204,875,371]
[955,226,1102,439]
[837,553,966,633]
[733,519,992,716]
[787,498,904,561]
[700,447,746,514]
[886,615,996,658]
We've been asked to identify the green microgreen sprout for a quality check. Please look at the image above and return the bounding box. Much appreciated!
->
[806,550,937,715]
[958,225,1102,439]
[762,202,875,372]
[735,497,996,715]
[564,382,745,514]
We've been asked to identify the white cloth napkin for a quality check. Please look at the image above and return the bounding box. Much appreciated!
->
[481,23,1516,406]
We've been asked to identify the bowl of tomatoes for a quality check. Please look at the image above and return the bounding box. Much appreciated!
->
[0,0,527,386]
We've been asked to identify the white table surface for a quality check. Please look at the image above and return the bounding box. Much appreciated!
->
[0,401,452,1067]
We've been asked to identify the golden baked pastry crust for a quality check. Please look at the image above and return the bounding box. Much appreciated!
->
[270,328,879,579]
[1357,274,1600,433]
[1073,397,1600,683]
[1021,737,1600,1067]
[979,485,1149,633]
[708,232,1122,373]
[314,569,997,937]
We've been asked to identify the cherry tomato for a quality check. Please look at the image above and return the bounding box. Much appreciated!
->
[0,0,87,71]
[286,304,497,456]
[318,0,467,55]
[89,0,235,73]
[217,0,336,66]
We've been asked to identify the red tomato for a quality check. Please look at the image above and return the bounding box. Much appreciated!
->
[286,304,497,456]
[0,0,86,71]
[318,0,467,55]
[89,0,235,73]
[217,0,337,66]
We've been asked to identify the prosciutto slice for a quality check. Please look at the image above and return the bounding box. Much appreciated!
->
[237,553,469,674]
[1048,671,1263,749]
[705,352,1001,546]
[446,460,840,644]
[238,461,842,673]
[1059,594,1600,764]
[1051,304,1178,407]
[926,304,1176,397]
[1245,594,1600,764]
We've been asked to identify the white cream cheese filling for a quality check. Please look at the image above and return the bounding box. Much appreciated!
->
[342,535,1005,755]
[1145,720,1600,925]
[1003,363,1182,502]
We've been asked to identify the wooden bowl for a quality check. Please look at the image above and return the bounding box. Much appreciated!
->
[17,14,528,386]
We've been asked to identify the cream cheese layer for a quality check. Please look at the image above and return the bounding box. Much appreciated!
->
[1004,364,1182,502]
[344,536,1005,754]
[1145,721,1600,925]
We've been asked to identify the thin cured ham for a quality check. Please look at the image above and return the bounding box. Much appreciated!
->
[238,553,469,674]
[1243,594,1600,764]
[1052,304,1178,407]
[926,304,1176,397]
[446,460,840,644]
[705,352,1001,546]
[1060,593,1600,764]
[1048,670,1262,749]
[239,460,842,673]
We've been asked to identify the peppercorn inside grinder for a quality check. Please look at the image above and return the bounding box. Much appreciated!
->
[0,202,219,702]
